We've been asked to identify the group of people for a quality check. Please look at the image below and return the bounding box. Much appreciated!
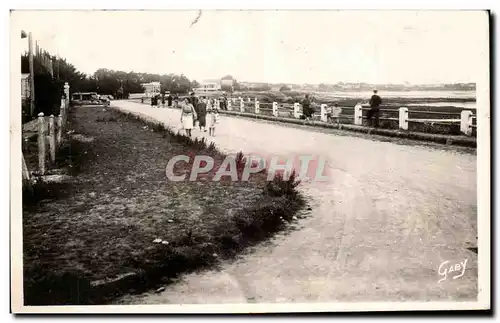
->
[146,93,180,108]
[145,89,382,137]
[180,92,220,137]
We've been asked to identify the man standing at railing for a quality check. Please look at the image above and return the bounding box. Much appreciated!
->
[302,94,312,120]
[367,89,382,127]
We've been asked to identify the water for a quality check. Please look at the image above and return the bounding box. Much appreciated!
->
[311,90,477,109]
[409,102,477,110]
[313,90,476,100]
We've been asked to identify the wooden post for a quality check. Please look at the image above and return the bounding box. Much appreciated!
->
[320,104,328,122]
[64,82,70,103]
[293,103,300,119]
[64,82,70,124]
[399,107,408,130]
[399,107,409,130]
[38,113,46,175]
[28,33,35,118]
[272,102,278,117]
[255,99,260,114]
[57,115,63,145]
[227,98,232,110]
[460,110,473,136]
[239,97,244,112]
[60,98,66,132]
[49,115,56,163]
[22,153,30,183]
[354,104,363,125]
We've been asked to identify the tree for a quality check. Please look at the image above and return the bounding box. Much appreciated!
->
[279,85,291,92]
[221,84,233,92]
[191,80,200,89]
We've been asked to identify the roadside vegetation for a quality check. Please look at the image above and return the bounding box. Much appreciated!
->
[22,106,305,305]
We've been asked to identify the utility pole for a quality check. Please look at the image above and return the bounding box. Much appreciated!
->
[28,32,35,117]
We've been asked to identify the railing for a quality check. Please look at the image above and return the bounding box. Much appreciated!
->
[128,95,477,137]
[223,97,477,136]
[23,82,71,184]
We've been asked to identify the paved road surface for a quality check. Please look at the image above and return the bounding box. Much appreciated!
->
[111,101,477,304]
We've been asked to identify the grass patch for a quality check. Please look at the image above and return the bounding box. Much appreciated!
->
[22,106,305,305]
[96,116,118,122]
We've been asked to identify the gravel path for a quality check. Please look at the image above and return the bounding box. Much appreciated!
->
[111,101,477,304]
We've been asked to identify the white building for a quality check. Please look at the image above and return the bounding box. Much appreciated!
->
[141,82,161,97]
[193,79,222,95]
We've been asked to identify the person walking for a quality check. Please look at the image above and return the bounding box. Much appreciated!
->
[189,92,199,127]
[367,90,382,127]
[161,94,166,108]
[206,102,218,136]
[197,96,207,132]
[220,94,227,110]
[167,93,173,107]
[180,98,197,137]
[173,94,179,109]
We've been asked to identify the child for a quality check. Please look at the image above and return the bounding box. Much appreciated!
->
[206,104,219,136]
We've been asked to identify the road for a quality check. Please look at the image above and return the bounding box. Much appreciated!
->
[111,101,477,304]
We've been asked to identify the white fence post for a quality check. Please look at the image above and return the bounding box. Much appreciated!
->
[64,82,70,106]
[460,110,473,136]
[272,102,278,117]
[38,112,46,175]
[255,99,260,114]
[399,107,409,130]
[49,115,56,163]
[227,98,232,110]
[320,104,328,122]
[293,103,300,119]
[239,97,244,112]
[57,115,63,146]
[354,104,363,125]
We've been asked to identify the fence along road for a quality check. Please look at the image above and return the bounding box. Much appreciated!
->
[112,100,477,304]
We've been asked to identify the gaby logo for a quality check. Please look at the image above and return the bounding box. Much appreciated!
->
[438,259,468,283]
[165,153,331,182]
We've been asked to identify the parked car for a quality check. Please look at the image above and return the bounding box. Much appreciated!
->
[71,92,110,106]
[98,95,112,106]
[71,92,100,105]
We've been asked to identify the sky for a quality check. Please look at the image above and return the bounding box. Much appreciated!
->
[12,10,488,85]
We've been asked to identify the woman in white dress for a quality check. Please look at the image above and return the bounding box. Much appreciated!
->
[180,98,197,137]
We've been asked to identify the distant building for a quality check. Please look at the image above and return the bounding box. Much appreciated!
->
[193,79,222,95]
[141,82,161,97]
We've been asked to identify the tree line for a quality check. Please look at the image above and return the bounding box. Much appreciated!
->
[21,53,201,121]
